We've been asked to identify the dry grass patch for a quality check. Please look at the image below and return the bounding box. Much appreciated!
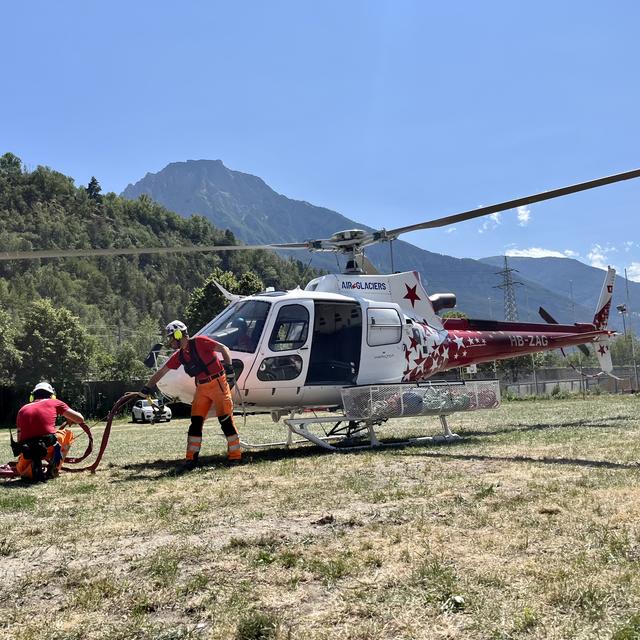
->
[1,395,640,638]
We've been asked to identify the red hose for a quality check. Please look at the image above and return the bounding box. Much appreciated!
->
[62,392,140,473]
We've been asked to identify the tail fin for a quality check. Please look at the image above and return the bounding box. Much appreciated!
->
[593,266,616,373]
[593,266,616,329]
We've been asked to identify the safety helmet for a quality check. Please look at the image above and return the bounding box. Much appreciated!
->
[165,320,188,341]
[30,381,56,402]
[32,381,55,396]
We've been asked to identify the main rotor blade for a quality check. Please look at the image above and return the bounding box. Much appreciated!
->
[384,168,640,238]
[0,241,312,262]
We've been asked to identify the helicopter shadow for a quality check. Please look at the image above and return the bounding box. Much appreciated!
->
[415,412,640,470]
[459,414,632,439]
[411,449,640,471]
[112,412,639,479]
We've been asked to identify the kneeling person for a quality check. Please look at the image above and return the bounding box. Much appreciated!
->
[14,382,85,482]
[142,321,240,469]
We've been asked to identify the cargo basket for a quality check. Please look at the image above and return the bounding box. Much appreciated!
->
[341,380,500,420]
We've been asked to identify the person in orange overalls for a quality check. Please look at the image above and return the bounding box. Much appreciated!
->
[141,321,241,470]
[14,382,85,482]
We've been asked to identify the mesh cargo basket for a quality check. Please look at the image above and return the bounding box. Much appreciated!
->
[341,380,500,420]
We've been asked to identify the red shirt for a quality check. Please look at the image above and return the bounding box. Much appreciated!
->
[165,335,224,382]
[16,398,69,441]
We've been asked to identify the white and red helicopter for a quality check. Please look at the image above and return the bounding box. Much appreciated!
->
[143,169,636,450]
[2,168,639,452]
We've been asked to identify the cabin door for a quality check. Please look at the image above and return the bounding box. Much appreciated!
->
[245,300,314,404]
[305,302,362,385]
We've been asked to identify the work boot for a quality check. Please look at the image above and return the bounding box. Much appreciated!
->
[226,434,242,464]
[32,459,47,483]
[46,461,59,480]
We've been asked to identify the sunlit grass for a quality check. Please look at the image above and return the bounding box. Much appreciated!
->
[0,394,639,638]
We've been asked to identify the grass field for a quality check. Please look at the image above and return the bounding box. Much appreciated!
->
[2,395,640,639]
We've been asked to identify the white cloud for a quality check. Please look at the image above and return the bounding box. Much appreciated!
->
[587,243,618,270]
[517,205,531,226]
[478,212,501,234]
[506,247,578,259]
[445,227,457,234]
[586,245,608,269]
[627,262,640,282]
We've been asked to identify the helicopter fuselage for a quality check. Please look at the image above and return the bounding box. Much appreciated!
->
[157,269,614,413]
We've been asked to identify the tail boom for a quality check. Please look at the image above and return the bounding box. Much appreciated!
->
[440,324,612,371]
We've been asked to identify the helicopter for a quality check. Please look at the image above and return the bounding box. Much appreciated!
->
[2,167,639,451]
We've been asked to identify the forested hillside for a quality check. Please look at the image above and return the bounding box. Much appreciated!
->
[0,153,316,390]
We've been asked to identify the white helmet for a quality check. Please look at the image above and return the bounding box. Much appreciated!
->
[165,320,188,340]
[32,381,55,396]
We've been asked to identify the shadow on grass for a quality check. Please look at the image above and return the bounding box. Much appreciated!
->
[0,478,35,490]
[117,445,330,480]
[461,414,632,438]
[112,415,640,479]
[412,450,640,470]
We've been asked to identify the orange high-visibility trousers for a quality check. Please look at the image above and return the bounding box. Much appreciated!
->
[191,376,233,418]
[15,428,75,480]
[190,376,239,461]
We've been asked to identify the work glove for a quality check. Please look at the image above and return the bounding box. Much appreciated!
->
[223,363,236,390]
[141,384,157,397]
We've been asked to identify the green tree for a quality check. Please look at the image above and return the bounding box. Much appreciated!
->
[14,299,94,401]
[185,268,264,331]
[0,152,22,176]
[610,332,639,366]
[479,352,546,381]
[99,344,149,382]
[86,176,103,202]
[0,308,22,384]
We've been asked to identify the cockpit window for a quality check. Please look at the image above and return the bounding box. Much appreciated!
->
[200,300,271,353]
[268,304,309,351]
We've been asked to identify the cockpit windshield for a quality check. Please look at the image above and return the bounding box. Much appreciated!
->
[199,300,271,353]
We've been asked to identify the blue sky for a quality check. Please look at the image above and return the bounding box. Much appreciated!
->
[2,1,639,279]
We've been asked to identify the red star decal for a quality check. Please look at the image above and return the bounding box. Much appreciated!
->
[409,336,419,350]
[598,344,608,356]
[403,284,421,307]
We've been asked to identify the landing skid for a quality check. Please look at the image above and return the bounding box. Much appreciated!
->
[239,414,461,452]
